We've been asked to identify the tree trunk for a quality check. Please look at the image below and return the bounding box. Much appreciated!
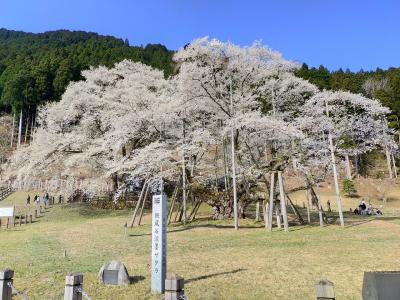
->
[354,155,360,177]
[24,115,29,144]
[345,154,352,179]
[328,131,345,227]
[230,78,238,231]
[385,146,393,179]
[17,109,23,148]
[223,136,229,190]
[30,115,35,143]
[182,120,187,225]
[277,171,289,232]
[10,112,16,147]
[391,153,398,178]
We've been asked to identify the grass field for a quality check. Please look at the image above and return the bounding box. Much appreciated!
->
[1,188,400,299]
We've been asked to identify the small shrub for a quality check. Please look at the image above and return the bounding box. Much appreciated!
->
[342,178,357,196]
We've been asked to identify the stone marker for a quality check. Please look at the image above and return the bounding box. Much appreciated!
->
[64,272,83,300]
[98,260,130,285]
[0,268,14,300]
[362,271,400,300]
[151,193,167,293]
[164,274,185,300]
[315,278,335,300]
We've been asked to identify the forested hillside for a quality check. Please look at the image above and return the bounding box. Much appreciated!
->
[0,28,174,116]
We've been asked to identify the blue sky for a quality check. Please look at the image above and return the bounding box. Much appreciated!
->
[1,0,399,71]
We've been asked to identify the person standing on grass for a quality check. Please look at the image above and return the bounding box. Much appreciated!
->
[327,200,331,212]
[26,194,31,205]
[43,192,49,207]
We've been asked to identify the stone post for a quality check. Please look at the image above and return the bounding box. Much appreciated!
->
[315,278,335,299]
[151,193,167,293]
[164,274,185,300]
[64,273,83,300]
[0,269,14,300]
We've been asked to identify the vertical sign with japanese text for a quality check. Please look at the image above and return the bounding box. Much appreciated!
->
[151,193,167,293]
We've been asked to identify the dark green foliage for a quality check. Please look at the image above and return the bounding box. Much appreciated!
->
[342,178,357,195]
[0,28,174,113]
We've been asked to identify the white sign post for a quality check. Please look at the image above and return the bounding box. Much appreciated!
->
[151,193,167,293]
[0,207,14,218]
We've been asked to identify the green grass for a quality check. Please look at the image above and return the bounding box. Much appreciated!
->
[1,191,400,299]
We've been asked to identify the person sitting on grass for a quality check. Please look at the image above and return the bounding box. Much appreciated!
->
[367,203,374,215]
[376,206,384,215]
[359,199,367,215]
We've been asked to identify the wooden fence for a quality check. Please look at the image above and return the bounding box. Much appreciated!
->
[0,187,12,202]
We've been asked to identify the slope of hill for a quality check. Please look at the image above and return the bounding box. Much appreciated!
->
[0,28,174,114]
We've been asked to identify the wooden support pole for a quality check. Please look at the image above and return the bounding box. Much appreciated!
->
[128,179,148,228]
[277,171,289,232]
[255,202,260,222]
[267,172,275,231]
[305,188,311,224]
[167,186,178,225]
[275,204,282,228]
[174,202,182,222]
[286,195,305,225]
[263,200,268,229]
[138,184,150,226]
[190,200,202,221]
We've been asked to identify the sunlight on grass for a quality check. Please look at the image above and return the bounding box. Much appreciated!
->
[1,192,400,299]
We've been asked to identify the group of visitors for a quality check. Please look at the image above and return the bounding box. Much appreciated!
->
[353,199,383,215]
[26,192,53,206]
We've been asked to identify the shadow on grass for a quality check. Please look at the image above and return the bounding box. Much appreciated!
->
[130,275,145,284]
[185,268,246,284]
[344,218,376,228]
[128,223,266,237]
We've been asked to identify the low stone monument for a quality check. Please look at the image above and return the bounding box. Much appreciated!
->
[0,268,14,300]
[98,260,130,285]
[315,278,335,300]
[362,271,400,300]
[64,272,83,300]
[164,274,185,300]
